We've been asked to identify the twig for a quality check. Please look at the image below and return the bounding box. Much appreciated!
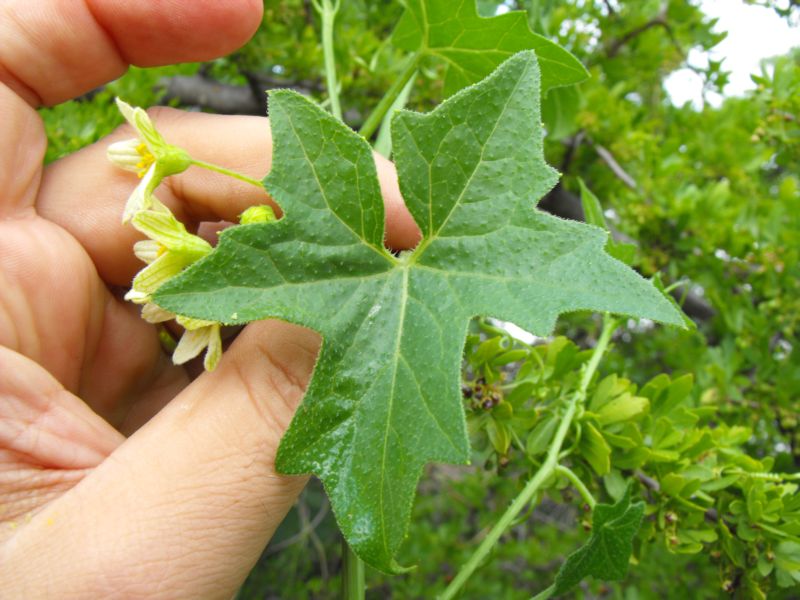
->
[555,465,597,509]
[591,142,639,191]
[359,54,419,139]
[606,15,670,58]
[265,496,330,556]
[635,470,659,491]
[298,497,329,581]
[158,74,326,115]
[159,76,262,114]
[560,131,585,174]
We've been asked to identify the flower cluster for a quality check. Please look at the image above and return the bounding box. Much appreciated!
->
[109,99,222,370]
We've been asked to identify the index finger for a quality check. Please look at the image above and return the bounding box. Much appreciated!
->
[38,109,422,286]
[0,0,263,106]
[0,0,264,218]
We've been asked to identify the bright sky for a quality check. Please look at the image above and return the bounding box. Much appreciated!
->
[665,0,799,107]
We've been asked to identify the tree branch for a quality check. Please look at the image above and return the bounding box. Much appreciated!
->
[159,76,262,114]
[158,74,324,115]
[605,12,683,59]
[592,142,639,191]
[601,0,617,16]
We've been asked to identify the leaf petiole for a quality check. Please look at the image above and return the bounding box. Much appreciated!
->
[190,159,264,189]
[359,54,419,140]
[342,537,365,599]
[373,70,416,157]
[555,465,597,509]
[530,584,555,600]
[312,0,343,121]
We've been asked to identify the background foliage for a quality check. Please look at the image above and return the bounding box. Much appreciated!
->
[41,0,799,597]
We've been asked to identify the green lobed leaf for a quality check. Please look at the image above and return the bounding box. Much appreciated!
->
[578,178,637,265]
[580,422,611,476]
[542,86,581,140]
[391,0,588,96]
[551,483,645,595]
[155,51,683,572]
[578,178,607,231]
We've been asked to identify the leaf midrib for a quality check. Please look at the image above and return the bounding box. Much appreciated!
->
[378,264,410,560]
[280,101,396,265]
[404,61,529,263]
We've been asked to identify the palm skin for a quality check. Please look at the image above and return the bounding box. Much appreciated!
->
[1,1,314,596]
[0,2,419,596]
[0,157,187,535]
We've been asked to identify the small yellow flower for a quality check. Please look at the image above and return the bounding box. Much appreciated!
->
[125,201,223,371]
[124,201,212,303]
[109,98,192,223]
[173,316,223,372]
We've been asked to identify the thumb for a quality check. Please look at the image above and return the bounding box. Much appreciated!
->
[3,320,320,599]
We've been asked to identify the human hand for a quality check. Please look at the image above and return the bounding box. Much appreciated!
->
[0,1,418,597]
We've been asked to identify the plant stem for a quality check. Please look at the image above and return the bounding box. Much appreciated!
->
[439,317,617,600]
[359,54,419,140]
[580,317,617,392]
[315,0,343,121]
[373,70,416,157]
[555,465,596,509]
[530,584,555,600]
[190,159,263,188]
[341,537,365,600]
[439,399,577,599]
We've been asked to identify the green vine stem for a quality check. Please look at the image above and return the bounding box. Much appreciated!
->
[342,537,365,599]
[189,158,264,188]
[312,0,343,121]
[439,316,618,600]
[555,465,597,509]
[359,54,419,140]
[530,583,556,600]
[373,71,416,157]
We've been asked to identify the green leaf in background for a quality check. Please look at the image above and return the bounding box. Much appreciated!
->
[551,483,645,595]
[526,414,559,457]
[580,422,611,476]
[578,178,637,266]
[155,51,682,572]
[391,0,588,96]
[775,541,800,588]
[542,86,581,140]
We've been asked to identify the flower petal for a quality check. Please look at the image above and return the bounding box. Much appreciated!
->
[132,210,211,259]
[141,303,175,324]
[133,240,161,264]
[150,196,173,214]
[115,98,138,130]
[172,326,212,365]
[107,138,143,172]
[116,97,166,152]
[203,324,223,371]
[131,252,190,295]
[124,289,151,304]
[122,165,157,224]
